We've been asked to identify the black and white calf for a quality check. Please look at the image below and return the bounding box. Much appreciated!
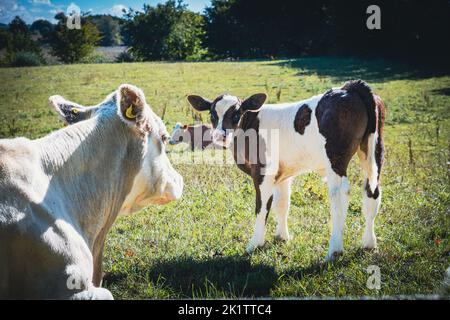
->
[187,80,385,260]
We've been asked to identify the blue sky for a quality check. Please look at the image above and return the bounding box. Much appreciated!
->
[0,0,211,24]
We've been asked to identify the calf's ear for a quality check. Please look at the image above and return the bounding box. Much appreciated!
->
[117,84,147,124]
[241,93,267,113]
[187,95,212,111]
[49,95,90,125]
[174,122,182,129]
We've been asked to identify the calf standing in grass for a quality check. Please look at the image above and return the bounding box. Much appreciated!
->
[187,80,385,260]
[0,84,183,299]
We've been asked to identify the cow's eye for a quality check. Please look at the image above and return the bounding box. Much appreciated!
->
[233,113,241,123]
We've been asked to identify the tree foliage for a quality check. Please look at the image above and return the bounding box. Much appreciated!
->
[205,0,450,64]
[50,13,101,64]
[87,15,123,46]
[1,0,449,66]
[0,16,43,66]
[123,0,206,60]
[30,19,54,44]
[6,16,41,54]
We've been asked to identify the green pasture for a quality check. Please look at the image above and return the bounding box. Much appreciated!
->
[0,58,448,298]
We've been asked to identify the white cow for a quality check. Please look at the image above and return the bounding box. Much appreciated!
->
[0,84,183,299]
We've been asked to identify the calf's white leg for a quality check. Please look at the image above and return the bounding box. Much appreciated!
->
[358,146,382,250]
[362,189,381,249]
[246,176,274,253]
[273,178,292,241]
[326,172,350,261]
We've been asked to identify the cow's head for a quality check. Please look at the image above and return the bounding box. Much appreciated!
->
[187,93,267,147]
[169,122,188,145]
[49,84,183,214]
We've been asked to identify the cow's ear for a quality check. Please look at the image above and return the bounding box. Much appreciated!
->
[187,95,212,112]
[241,93,267,113]
[49,95,89,125]
[117,84,146,124]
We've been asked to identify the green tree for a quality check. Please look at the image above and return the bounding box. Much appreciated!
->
[87,15,123,46]
[30,19,54,44]
[0,29,11,50]
[7,16,41,54]
[163,10,206,60]
[123,0,206,60]
[50,13,101,63]
[1,16,43,66]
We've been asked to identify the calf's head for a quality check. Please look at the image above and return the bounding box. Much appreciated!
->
[49,84,183,214]
[169,122,188,145]
[187,93,266,147]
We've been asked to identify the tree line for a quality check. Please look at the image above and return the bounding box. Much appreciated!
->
[1,0,449,66]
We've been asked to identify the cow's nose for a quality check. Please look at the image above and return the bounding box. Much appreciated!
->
[163,172,183,201]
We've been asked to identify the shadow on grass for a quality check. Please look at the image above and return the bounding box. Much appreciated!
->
[282,248,367,282]
[269,57,450,83]
[430,87,450,96]
[105,255,278,298]
[104,250,364,298]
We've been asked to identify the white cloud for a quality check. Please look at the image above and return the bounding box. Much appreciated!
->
[0,0,34,24]
[49,8,62,15]
[110,4,127,17]
[29,0,52,5]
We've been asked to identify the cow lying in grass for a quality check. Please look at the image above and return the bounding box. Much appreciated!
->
[169,123,226,150]
[187,80,385,260]
[0,84,183,299]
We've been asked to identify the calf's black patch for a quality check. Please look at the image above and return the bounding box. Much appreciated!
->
[315,83,372,177]
[365,179,380,199]
[294,104,312,135]
[265,195,273,223]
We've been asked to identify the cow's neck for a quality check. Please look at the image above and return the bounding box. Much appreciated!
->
[37,116,144,249]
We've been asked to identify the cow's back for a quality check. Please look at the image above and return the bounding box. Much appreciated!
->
[0,137,42,225]
[256,97,330,175]
[0,138,83,299]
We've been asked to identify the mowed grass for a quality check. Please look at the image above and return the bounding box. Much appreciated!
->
[0,58,449,298]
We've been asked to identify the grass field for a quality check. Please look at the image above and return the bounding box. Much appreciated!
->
[0,58,449,298]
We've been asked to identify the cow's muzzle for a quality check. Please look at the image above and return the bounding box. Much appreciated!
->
[158,171,184,204]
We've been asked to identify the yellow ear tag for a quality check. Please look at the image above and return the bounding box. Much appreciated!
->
[72,108,79,114]
[125,105,137,119]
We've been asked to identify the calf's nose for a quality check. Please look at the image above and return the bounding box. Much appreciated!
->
[213,129,226,141]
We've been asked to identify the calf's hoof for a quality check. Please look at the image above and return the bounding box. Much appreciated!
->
[274,233,290,243]
[71,287,114,300]
[245,241,265,254]
[362,233,377,250]
[325,250,343,262]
